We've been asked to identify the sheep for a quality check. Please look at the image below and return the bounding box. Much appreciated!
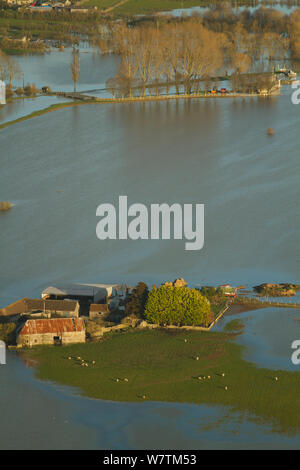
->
[195,356,199,361]
[275,376,278,381]
[142,395,146,399]
[207,376,211,379]
[124,378,129,382]
[184,339,188,343]
[198,376,202,380]
[221,373,225,377]
[224,386,228,391]
[92,361,96,365]
[68,357,72,360]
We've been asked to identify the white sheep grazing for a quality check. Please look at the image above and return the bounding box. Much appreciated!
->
[142,395,146,399]
[116,378,119,382]
[92,361,96,365]
[198,376,202,380]
[275,376,278,381]
[207,376,211,379]
[196,356,199,361]
[68,357,72,360]
[124,378,129,382]
[222,373,225,377]
[184,339,187,343]
[224,386,228,391]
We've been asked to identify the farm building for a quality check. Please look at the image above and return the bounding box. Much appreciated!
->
[41,283,118,305]
[218,284,237,297]
[23,299,79,318]
[17,318,86,347]
[0,298,79,321]
[89,303,109,319]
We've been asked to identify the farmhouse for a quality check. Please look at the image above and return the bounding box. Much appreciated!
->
[17,318,85,347]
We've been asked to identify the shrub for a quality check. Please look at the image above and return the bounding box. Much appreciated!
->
[5,84,13,99]
[125,282,149,318]
[144,285,212,327]
[0,201,13,212]
[15,87,24,96]
[0,323,16,344]
[24,83,38,96]
[31,83,38,95]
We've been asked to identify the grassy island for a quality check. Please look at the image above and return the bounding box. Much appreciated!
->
[23,327,300,436]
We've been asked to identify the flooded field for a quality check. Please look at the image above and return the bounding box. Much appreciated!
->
[1,36,300,449]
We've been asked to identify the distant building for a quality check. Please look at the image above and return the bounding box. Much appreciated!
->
[0,81,6,105]
[218,284,237,298]
[17,318,86,347]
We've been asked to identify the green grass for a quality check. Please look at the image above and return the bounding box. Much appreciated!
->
[102,0,206,14]
[23,328,300,435]
[82,0,122,8]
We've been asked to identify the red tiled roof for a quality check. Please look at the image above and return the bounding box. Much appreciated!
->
[19,318,84,335]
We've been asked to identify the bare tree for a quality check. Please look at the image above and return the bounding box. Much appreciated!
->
[70,47,80,93]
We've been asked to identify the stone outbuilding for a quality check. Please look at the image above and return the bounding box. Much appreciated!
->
[24,299,80,318]
[89,303,109,319]
[17,318,86,347]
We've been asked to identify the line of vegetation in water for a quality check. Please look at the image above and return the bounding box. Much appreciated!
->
[22,327,300,436]
[233,297,300,309]
[0,101,92,131]
[0,85,277,132]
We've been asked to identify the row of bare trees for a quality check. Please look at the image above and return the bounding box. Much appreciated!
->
[103,19,287,98]
[106,23,229,97]
[0,50,21,86]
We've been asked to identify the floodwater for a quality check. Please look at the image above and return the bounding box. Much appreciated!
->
[1,43,300,449]
[1,85,300,305]
[0,47,119,125]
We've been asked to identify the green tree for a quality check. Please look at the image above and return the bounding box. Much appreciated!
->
[0,323,16,344]
[125,282,149,318]
[145,286,211,327]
